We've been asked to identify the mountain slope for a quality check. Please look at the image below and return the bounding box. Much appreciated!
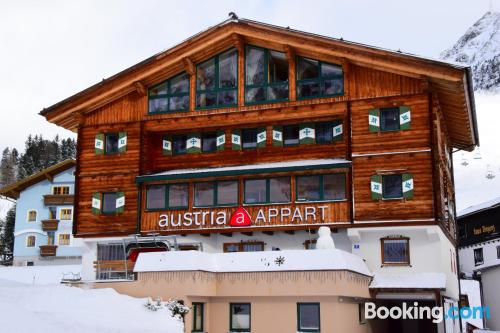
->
[441,11,500,91]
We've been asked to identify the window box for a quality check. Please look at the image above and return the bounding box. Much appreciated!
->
[43,194,75,206]
[41,219,59,232]
[39,245,58,257]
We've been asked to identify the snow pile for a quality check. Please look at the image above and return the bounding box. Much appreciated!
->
[369,272,447,289]
[460,279,484,329]
[0,264,81,285]
[441,11,500,91]
[0,280,183,333]
[134,249,372,276]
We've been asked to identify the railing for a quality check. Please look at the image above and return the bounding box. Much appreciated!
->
[93,260,135,281]
[41,219,59,231]
[39,245,57,257]
[43,194,74,206]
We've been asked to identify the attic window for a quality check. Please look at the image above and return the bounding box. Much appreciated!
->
[296,57,343,99]
[148,72,190,113]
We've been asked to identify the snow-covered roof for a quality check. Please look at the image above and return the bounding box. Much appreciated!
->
[137,159,350,182]
[369,272,446,289]
[134,249,372,277]
[460,279,484,329]
[458,196,500,217]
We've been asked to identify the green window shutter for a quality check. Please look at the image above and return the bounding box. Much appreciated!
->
[95,133,104,155]
[116,192,125,214]
[399,106,411,130]
[91,192,101,215]
[186,133,201,154]
[299,123,315,144]
[118,132,127,153]
[257,127,267,148]
[272,126,283,147]
[332,120,343,142]
[231,129,242,150]
[368,109,380,132]
[370,175,383,200]
[162,136,172,156]
[402,173,414,199]
[216,130,226,151]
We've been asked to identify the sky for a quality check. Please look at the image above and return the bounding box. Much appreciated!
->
[0,0,499,211]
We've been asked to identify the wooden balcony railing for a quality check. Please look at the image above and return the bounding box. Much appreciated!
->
[43,194,74,206]
[41,219,59,231]
[39,245,58,257]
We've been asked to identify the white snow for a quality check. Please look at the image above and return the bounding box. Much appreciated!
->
[0,264,82,285]
[134,249,372,276]
[315,226,335,249]
[458,196,500,217]
[369,272,447,289]
[0,197,14,220]
[460,279,484,329]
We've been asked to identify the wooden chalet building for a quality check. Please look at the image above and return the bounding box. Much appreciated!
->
[40,16,478,332]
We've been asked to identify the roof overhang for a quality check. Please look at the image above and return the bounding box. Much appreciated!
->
[39,18,478,151]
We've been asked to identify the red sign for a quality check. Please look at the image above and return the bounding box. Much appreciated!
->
[229,207,252,227]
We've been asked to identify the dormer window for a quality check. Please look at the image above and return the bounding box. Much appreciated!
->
[148,72,189,114]
[296,56,343,99]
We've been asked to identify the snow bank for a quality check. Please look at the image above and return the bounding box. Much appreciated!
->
[0,265,81,285]
[461,279,484,329]
[134,249,372,276]
[0,280,183,333]
[369,272,447,289]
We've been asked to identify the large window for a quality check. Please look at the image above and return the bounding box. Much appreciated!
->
[196,49,238,109]
[245,46,288,104]
[474,248,484,266]
[244,177,291,204]
[224,241,264,253]
[297,303,320,332]
[297,174,346,202]
[148,72,189,113]
[194,181,238,207]
[192,303,204,332]
[146,184,189,210]
[382,174,403,199]
[52,186,70,195]
[381,238,410,265]
[230,303,251,332]
[297,56,343,99]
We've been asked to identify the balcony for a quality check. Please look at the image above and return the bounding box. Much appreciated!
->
[43,194,74,206]
[41,219,59,231]
[93,260,136,280]
[39,245,58,257]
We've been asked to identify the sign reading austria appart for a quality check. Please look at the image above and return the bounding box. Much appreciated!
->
[157,205,330,229]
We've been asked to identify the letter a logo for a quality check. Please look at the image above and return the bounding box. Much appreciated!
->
[229,207,252,227]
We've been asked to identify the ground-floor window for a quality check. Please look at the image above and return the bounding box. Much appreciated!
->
[224,241,264,253]
[192,302,204,332]
[230,303,251,332]
[381,237,410,265]
[26,235,36,247]
[297,302,320,332]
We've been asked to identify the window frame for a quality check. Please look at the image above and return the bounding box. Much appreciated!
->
[296,56,344,100]
[58,233,71,246]
[297,302,321,332]
[380,107,401,132]
[241,128,258,150]
[193,180,239,208]
[283,124,300,146]
[474,247,484,266]
[101,192,118,215]
[52,186,70,195]
[145,183,189,211]
[295,173,347,203]
[381,237,410,266]
[315,121,335,144]
[104,133,120,155]
[223,241,265,253]
[382,174,403,200]
[196,48,238,110]
[26,235,36,247]
[201,132,217,153]
[191,302,204,332]
[243,177,291,205]
[148,72,190,114]
[172,134,188,155]
[244,44,289,105]
[229,303,251,332]
[60,208,73,220]
[27,209,37,222]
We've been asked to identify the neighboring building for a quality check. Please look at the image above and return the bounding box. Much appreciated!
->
[0,160,81,266]
[458,198,500,331]
[40,17,478,333]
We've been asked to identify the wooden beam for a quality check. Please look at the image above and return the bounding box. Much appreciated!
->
[133,81,147,96]
[182,57,196,76]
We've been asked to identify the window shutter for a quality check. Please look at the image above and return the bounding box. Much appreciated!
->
[118,132,127,153]
[95,134,104,155]
[332,120,343,142]
[402,173,414,199]
[299,123,315,144]
[257,127,267,148]
[368,109,380,132]
[116,192,125,214]
[186,133,201,154]
[370,175,383,200]
[231,129,242,150]
[399,106,411,130]
[216,130,226,151]
[272,126,283,147]
[162,136,172,156]
[91,193,101,215]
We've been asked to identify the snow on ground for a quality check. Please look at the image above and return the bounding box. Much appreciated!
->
[461,279,484,329]
[0,264,81,285]
[454,93,500,211]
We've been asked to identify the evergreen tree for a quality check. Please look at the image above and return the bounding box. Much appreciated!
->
[0,206,15,265]
[0,148,19,187]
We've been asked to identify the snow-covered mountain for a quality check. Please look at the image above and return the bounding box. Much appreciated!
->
[441,11,500,91]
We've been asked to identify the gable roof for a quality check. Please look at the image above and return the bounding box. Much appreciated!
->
[0,159,76,200]
[458,196,500,218]
[40,17,479,151]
